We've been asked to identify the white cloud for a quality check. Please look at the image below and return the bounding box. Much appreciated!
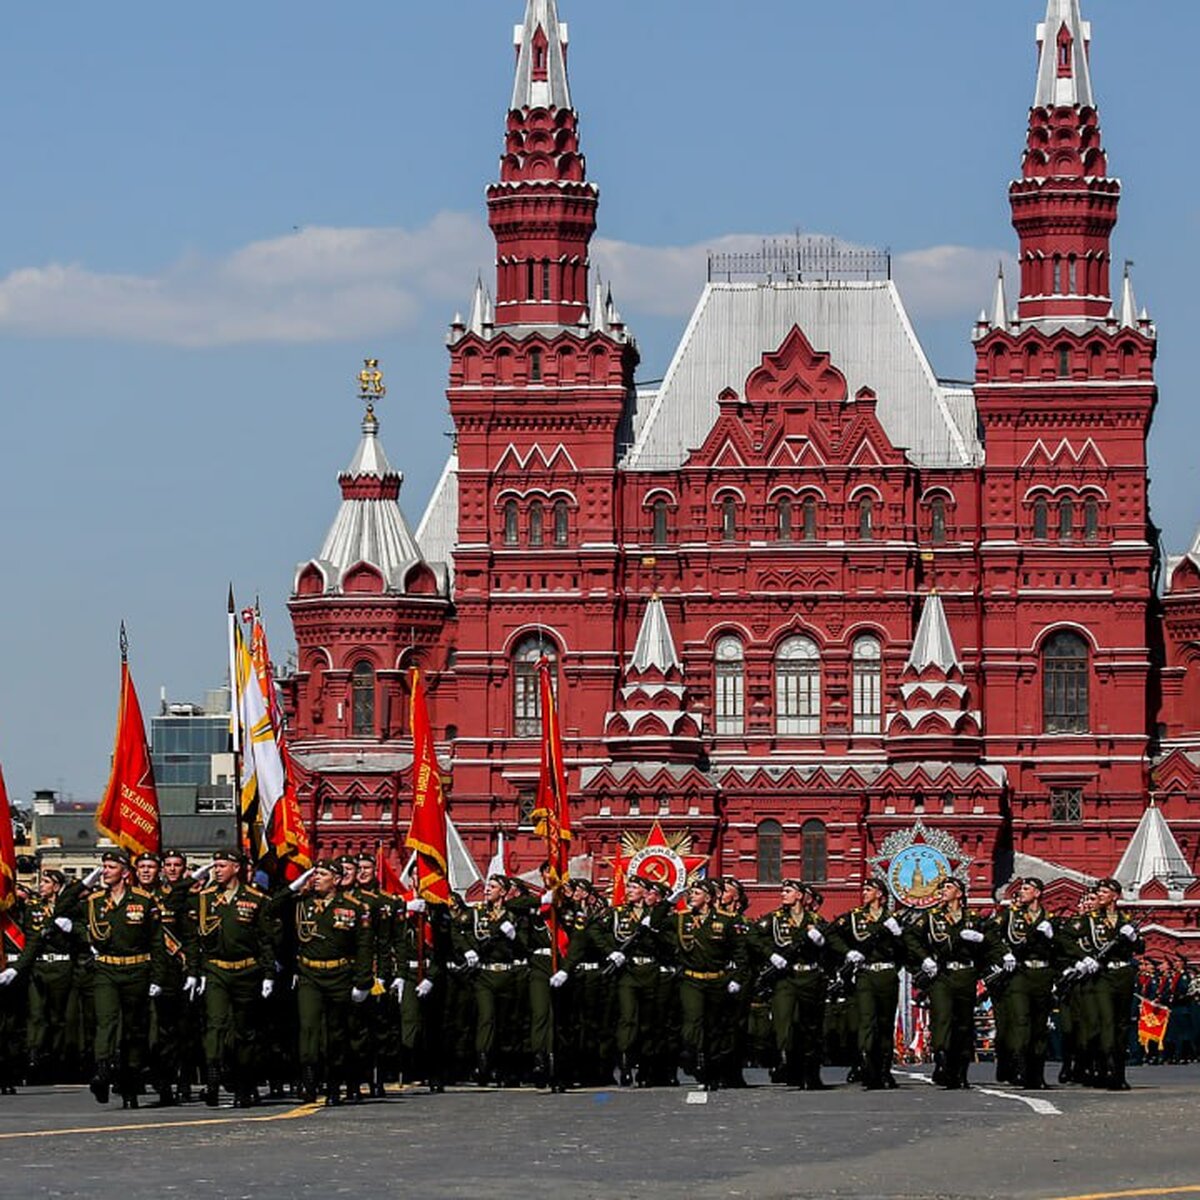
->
[0,215,1012,346]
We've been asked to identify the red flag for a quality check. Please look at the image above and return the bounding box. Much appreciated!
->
[96,654,161,858]
[0,764,16,914]
[376,842,406,898]
[405,669,451,904]
[1138,996,1171,1047]
[531,657,571,888]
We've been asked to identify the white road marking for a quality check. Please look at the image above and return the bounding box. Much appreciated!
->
[894,1069,1061,1115]
[686,1091,709,1105]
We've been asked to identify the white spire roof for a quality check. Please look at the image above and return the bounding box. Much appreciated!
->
[630,594,682,674]
[907,592,961,674]
[1113,803,1194,895]
[1035,0,1094,109]
[992,265,1009,330]
[1120,264,1137,328]
[512,0,571,112]
[345,406,393,477]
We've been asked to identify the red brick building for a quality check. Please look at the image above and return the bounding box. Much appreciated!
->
[281,1,1200,948]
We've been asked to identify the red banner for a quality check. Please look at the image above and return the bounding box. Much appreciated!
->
[531,657,571,888]
[405,669,451,904]
[0,764,16,915]
[96,661,161,858]
[1137,996,1171,1047]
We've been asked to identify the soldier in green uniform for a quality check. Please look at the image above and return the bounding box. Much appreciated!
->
[84,849,166,1108]
[160,849,205,1100]
[666,879,748,1090]
[752,879,830,1088]
[551,878,605,1086]
[828,877,905,1090]
[1057,888,1099,1084]
[992,876,1058,1089]
[13,869,85,1083]
[0,885,36,1094]
[287,859,373,1104]
[459,873,525,1086]
[903,876,997,1089]
[348,852,391,1099]
[1067,876,1144,1090]
[190,849,274,1108]
[714,877,753,1088]
[508,865,563,1087]
[387,894,443,1091]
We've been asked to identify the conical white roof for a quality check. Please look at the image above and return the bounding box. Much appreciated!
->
[1113,803,1193,894]
[906,592,960,674]
[1035,0,1094,110]
[512,0,571,111]
[630,594,681,674]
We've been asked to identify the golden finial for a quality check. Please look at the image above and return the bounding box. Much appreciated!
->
[357,358,386,412]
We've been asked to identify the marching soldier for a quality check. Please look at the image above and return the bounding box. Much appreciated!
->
[1057,888,1099,1084]
[284,860,373,1105]
[666,879,748,1090]
[828,877,905,1090]
[509,865,564,1088]
[160,849,205,1100]
[1067,876,1144,1090]
[752,879,829,1089]
[715,877,753,1088]
[189,849,273,1108]
[903,876,996,1089]
[551,879,611,1087]
[84,849,166,1108]
[387,894,444,1091]
[0,884,37,1094]
[458,873,525,1087]
[992,876,1058,1089]
[348,852,392,1099]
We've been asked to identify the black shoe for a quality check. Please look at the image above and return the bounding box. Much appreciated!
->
[881,1074,898,1091]
[370,1081,387,1099]
[121,1094,139,1110]
[324,1086,343,1107]
[298,1068,318,1104]
[345,1085,364,1105]
[154,1086,177,1108]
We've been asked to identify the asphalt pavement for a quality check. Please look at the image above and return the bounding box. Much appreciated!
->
[0,1065,1197,1200]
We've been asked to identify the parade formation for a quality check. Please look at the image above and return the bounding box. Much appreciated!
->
[0,846,1162,1108]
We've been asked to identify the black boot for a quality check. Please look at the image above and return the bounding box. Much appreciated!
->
[90,1059,112,1106]
[1025,1056,1048,1090]
[1106,1052,1130,1091]
[475,1053,491,1088]
[932,1050,949,1087]
[298,1065,318,1104]
[1058,1052,1073,1084]
[324,1079,343,1107]
[617,1053,633,1088]
[154,1083,177,1108]
[204,1063,221,1108]
[533,1053,551,1088]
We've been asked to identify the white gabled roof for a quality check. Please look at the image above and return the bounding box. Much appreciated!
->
[512,0,570,112]
[1035,0,1094,110]
[630,594,681,674]
[621,281,980,471]
[1114,803,1194,895]
[415,451,458,586]
[907,592,961,674]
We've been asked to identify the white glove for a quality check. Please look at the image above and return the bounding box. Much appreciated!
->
[198,976,208,996]
[1036,920,1054,938]
[640,915,653,927]
[350,987,370,1004]
[148,983,163,999]
[549,969,569,988]
[499,920,517,940]
[389,978,404,999]
[1120,923,1137,942]
[769,953,789,971]
[190,862,214,881]
[540,890,555,906]
[54,916,73,934]
[288,867,315,893]
[921,957,939,978]
[183,975,199,999]
[1080,956,1100,975]
[846,950,865,966]
[416,978,434,999]
[807,927,825,947]
[463,950,480,968]
[961,928,985,944]
[261,978,274,1000]
[884,917,902,936]
[82,865,104,888]
[608,951,626,968]
[0,968,16,987]
[727,980,741,995]
[1002,953,1017,973]
[406,898,426,914]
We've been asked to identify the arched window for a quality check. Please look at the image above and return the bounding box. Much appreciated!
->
[852,635,883,735]
[777,496,793,542]
[651,497,669,546]
[776,635,820,735]
[1033,497,1048,540]
[529,346,543,383]
[1043,631,1089,734]
[553,499,569,547]
[1058,496,1074,541]
[351,661,376,736]
[1083,497,1099,541]
[757,819,783,885]
[529,500,544,547]
[513,635,557,738]
[930,496,947,545]
[802,495,818,541]
[857,496,874,540]
[721,495,737,542]
[504,499,519,546]
[714,636,745,736]
[801,819,827,884]
[1057,346,1071,378]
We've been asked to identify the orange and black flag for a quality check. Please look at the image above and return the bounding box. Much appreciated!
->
[405,669,451,904]
[95,626,161,858]
[531,656,571,889]
[0,761,24,961]
[1137,996,1171,1048]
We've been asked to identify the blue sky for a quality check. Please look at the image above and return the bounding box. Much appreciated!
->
[2,1,1197,806]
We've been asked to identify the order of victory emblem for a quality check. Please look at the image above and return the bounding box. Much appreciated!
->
[613,822,709,896]
[868,821,971,909]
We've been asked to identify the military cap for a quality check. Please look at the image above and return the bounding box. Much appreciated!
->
[337,854,357,868]
[862,876,888,896]
[780,878,804,891]
[1096,877,1122,894]
[692,878,719,900]
[161,848,187,862]
[134,851,161,866]
[1019,876,1045,893]
[313,858,341,874]
[355,852,375,865]
[645,879,671,898]
[41,868,66,886]
[101,848,131,867]
[211,848,244,866]
[487,872,510,890]
[627,874,652,890]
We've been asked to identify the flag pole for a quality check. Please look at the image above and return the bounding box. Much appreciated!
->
[227,587,245,863]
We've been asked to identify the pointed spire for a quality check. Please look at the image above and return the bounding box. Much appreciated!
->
[345,401,395,480]
[468,275,487,335]
[1113,802,1194,895]
[590,277,608,333]
[630,595,682,675]
[906,592,961,674]
[512,0,571,112]
[992,264,1009,330]
[1120,262,1137,328]
[1035,0,1094,110]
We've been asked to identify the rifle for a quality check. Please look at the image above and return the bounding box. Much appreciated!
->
[601,919,655,978]
[1056,918,1143,1000]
